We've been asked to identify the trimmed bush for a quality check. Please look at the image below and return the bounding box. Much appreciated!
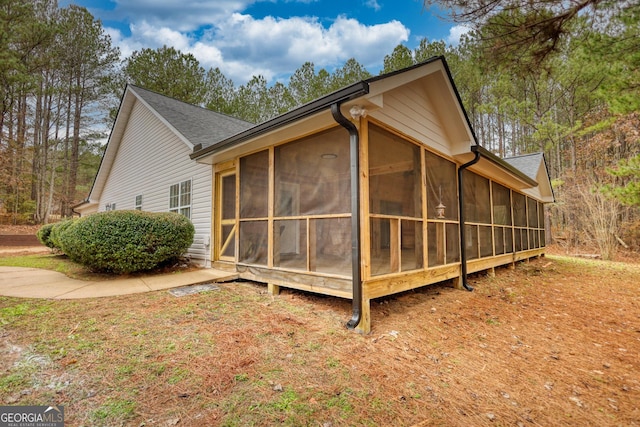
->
[58,210,195,274]
[36,223,56,249]
[50,219,77,250]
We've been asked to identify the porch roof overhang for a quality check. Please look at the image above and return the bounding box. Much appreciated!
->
[71,198,91,210]
[454,146,539,190]
[71,198,99,216]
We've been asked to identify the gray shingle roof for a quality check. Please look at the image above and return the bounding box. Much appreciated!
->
[503,153,543,180]
[129,85,253,148]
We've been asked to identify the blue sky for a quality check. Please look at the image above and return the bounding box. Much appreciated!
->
[63,0,468,85]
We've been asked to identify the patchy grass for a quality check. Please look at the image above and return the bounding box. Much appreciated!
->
[0,252,197,281]
[0,253,90,278]
[91,398,137,424]
[0,255,639,426]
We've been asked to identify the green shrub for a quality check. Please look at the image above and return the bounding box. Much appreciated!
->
[36,223,56,249]
[50,219,76,250]
[58,210,195,274]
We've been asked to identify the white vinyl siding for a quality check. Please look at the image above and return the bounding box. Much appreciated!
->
[369,85,450,155]
[98,100,212,265]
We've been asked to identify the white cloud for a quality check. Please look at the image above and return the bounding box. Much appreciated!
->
[219,14,409,81]
[328,16,408,61]
[190,42,225,69]
[446,24,472,46]
[364,0,382,11]
[111,0,249,32]
[104,21,193,64]
[131,21,192,50]
[100,1,410,85]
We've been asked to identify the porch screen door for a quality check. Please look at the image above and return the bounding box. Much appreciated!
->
[216,170,237,261]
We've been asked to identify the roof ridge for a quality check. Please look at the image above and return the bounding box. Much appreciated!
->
[128,84,251,124]
[127,84,254,150]
[503,152,543,160]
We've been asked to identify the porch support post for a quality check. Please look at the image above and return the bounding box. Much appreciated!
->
[268,283,280,295]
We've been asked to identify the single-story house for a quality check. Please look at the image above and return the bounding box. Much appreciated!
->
[77,56,554,333]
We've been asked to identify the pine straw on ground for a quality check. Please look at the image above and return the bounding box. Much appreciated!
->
[1,255,639,426]
[0,224,42,236]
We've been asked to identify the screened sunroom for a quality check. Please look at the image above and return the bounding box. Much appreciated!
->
[236,127,353,281]
[196,56,553,333]
[210,119,548,323]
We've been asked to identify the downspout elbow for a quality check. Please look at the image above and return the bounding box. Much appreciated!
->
[331,102,362,330]
[458,145,481,292]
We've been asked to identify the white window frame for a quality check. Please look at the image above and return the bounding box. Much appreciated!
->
[135,194,143,210]
[169,179,192,219]
[105,202,116,211]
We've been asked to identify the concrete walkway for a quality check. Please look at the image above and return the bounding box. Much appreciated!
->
[0,266,238,299]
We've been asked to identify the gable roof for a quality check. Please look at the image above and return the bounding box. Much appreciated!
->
[130,85,253,149]
[191,56,478,160]
[190,56,550,199]
[504,152,555,203]
[504,153,543,180]
[76,85,252,211]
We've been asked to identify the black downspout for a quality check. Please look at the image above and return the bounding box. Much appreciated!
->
[331,102,362,329]
[457,145,481,292]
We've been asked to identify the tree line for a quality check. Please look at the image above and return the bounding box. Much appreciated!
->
[1,0,639,257]
[0,1,118,223]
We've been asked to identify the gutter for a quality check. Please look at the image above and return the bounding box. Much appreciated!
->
[70,198,91,217]
[191,81,370,160]
[457,144,481,292]
[71,198,90,210]
[331,102,363,330]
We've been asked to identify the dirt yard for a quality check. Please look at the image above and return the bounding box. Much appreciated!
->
[0,236,639,425]
[0,225,48,255]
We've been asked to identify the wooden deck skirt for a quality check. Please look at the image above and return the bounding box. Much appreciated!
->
[216,247,546,334]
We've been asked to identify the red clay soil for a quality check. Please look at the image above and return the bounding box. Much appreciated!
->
[0,226,639,425]
[0,225,47,254]
[0,254,638,426]
[0,234,41,246]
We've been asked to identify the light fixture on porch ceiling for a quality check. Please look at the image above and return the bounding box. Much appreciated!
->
[349,105,367,119]
[321,153,338,159]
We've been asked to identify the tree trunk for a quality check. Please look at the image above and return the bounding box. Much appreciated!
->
[44,97,63,224]
[12,93,28,224]
[65,75,83,217]
[36,84,54,223]
[31,82,43,203]
[61,76,73,217]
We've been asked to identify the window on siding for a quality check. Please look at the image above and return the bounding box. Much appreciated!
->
[170,180,191,219]
[135,195,143,210]
[105,203,116,211]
